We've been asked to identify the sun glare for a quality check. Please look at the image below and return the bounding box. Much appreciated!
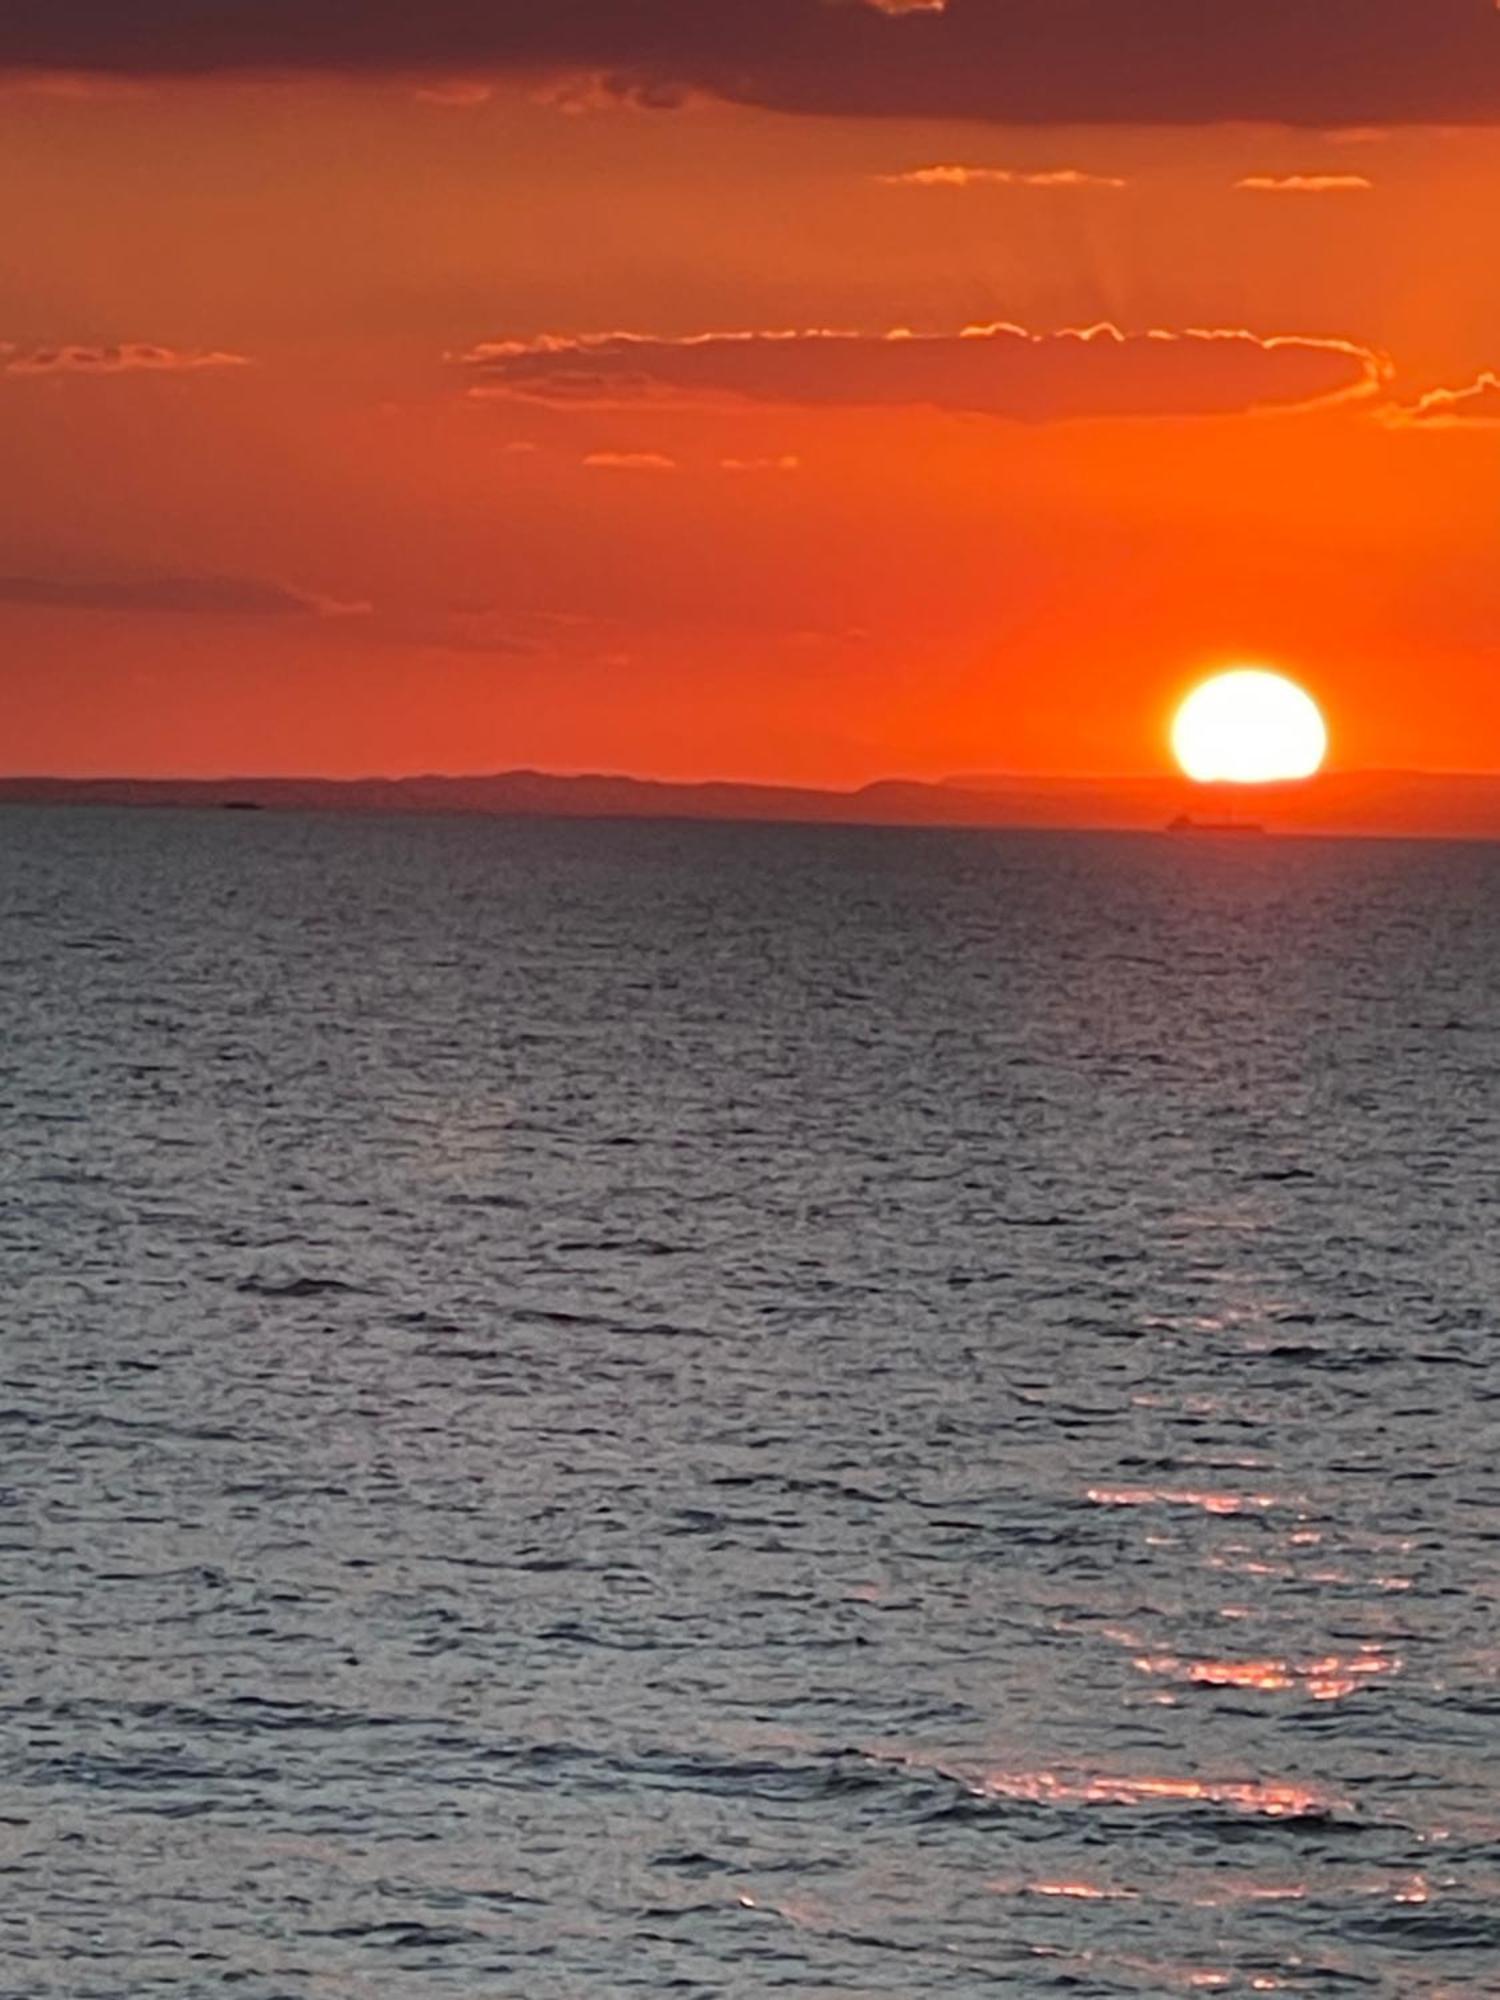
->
[1172,669,1328,785]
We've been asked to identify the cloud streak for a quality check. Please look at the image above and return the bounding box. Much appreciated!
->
[464,323,1389,424]
[1385,373,1500,428]
[0,573,365,615]
[0,3,1495,127]
[2,342,251,376]
[581,450,679,471]
[1235,174,1374,194]
[879,165,1128,190]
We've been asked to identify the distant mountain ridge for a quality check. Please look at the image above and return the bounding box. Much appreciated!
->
[3,767,1500,840]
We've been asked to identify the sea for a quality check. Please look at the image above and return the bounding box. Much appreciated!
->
[3,806,1498,1999]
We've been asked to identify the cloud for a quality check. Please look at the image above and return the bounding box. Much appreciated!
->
[1,342,251,376]
[406,613,541,653]
[580,449,678,470]
[413,78,492,105]
[879,166,1128,190]
[1384,373,1500,429]
[720,455,802,472]
[464,323,1389,424]
[1234,174,1374,194]
[0,573,367,615]
[0,4,1495,127]
[0,67,143,98]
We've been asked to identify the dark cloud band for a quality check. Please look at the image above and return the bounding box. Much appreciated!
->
[0,2,1495,127]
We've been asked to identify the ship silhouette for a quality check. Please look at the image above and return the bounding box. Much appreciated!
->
[1166,812,1266,835]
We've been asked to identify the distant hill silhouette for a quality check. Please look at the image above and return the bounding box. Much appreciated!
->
[3,768,1500,840]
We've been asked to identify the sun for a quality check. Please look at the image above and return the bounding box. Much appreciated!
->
[1171,668,1329,785]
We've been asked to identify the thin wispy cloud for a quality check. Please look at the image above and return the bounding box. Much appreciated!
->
[880,165,1128,190]
[1,342,252,376]
[412,79,492,106]
[1384,373,1500,429]
[581,450,679,471]
[0,573,366,616]
[1235,174,1374,194]
[0,68,145,99]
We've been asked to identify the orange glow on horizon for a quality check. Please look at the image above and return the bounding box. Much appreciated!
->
[1,75,1499,814]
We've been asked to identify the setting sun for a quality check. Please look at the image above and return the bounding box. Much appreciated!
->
[1171,669,1329,785]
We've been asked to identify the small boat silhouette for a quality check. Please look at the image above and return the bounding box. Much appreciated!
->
[1166,813,1265,835]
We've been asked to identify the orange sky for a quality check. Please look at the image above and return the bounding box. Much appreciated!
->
[2,17,1498,782]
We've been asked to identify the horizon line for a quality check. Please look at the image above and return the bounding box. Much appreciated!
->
[3,764,1499,790]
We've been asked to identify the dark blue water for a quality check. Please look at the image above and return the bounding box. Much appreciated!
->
[3,808,1499,1997]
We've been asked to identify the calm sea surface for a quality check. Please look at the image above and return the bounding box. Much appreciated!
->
[3,808,1499,1999]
